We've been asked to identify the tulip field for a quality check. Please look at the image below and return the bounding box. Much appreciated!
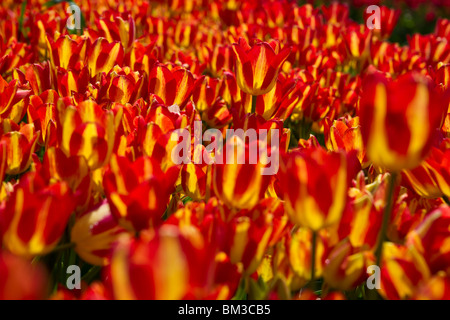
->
[1,0,450,301]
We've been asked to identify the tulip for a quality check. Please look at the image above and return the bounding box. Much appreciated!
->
[180,146,213,201]
[323,239,374,291]
[257,239,307,297]
[240,75,301,120]
[363,6,400,39]
[336,171,383,249]
[103,155,178,232]
[406,206,450,275]
[0,123,39,175]
[232,37,291,96]
[0,141,6,182]
[360,71,449,266]
[204,44,235,77]
[46,35,87,71]
[212,136,272,211]
[81,282,112,300]
[436,63,450,90]
[413,275,450,300]
[42,146,92,212]
[105,225,235,299]
[343,26,371,60]
[408,34,450,65]
[402,156,444,199]
[253,197,290,247]
[220,71,241,106]
[151,127,195,172]
[169,49,205,76]
[26,89,59,147]
[71,200,129,266]
[321,2,349,25]
[278,147,360,231]
[0,250,48,300]
[225,213,273,276]
[201,98,232,129]
[49,285,79,300]
[297,134,320,150]
[378,242,430,300]
[57,100,120,170]
[87,38,124,77]
[0,172,75,257]
[127,41,158,76]
[324,115,367,167]
[95,14,136,53]
[191,76,222,113]
[142,103,179,135]
[289,228,328,282]
[279,147,360,284]
[148,64,203,108]
[417,146,450,199]
[55,66,91,99]
[24,62,51,96]
[436,19,450,39]
[0,75,30,123]
[0,43,33,75]
[360,71,448,171]
[103,67,143,105]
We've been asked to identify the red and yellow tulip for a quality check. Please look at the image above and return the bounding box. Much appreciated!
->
[232,37,291,96]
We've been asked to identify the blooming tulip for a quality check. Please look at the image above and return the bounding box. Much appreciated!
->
[232,38,291,96]
[359,71,449,171]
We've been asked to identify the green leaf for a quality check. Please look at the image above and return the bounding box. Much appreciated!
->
[182,196,192,204]
[18,1,27,40]
[44,0,67,8]
[231,278,247,300]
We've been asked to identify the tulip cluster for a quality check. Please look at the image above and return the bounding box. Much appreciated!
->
[0,0,450,301]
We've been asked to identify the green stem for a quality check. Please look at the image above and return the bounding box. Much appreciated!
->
[375,172,397,267]
[18,1,28,41]
[82,266,102,283]
[251,95,257,114]
[299,118,312,140]
[52,242,75,252]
